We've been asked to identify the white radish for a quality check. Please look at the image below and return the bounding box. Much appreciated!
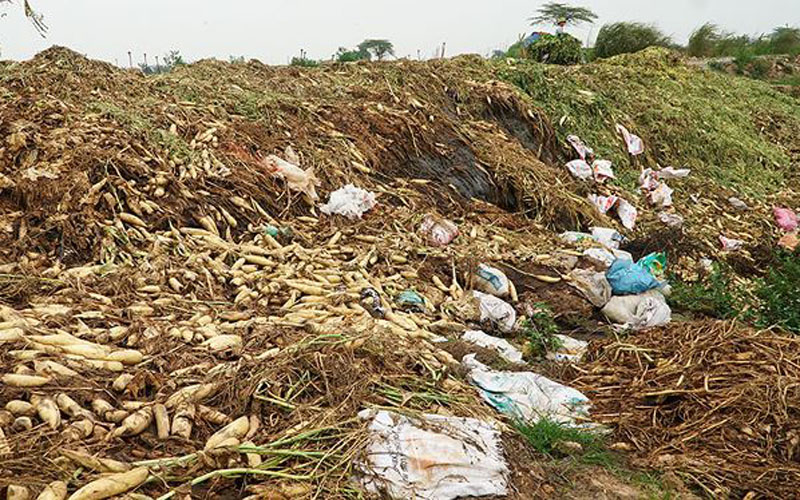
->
[61,449,130,473]
[2,373,51,387]
[34,360,79,378]
[6,485,29,500]
[204,416,249,450]
[164,383,216,409]
[30,395,61,429]
[171,405,194,439]
[65,467,148,500]
[111,407,152,438]
[153,404,169,439]
[36,481,67,500]
[6,400,36,417]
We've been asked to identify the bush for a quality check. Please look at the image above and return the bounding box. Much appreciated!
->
[510,33,583,65]
[750,58,772,79]
[757,252,800,333]
[688,23,722,57]
[520,303,562,358]
[770,27,800,55]
[290,57,319,68]
[594,22,672,59]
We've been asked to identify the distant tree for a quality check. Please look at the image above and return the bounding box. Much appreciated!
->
[529,2,597,27]
[357,39,395,60]
[688,23,723,57]
[0,0,47,36]
[229,55,246,64]
[290,56,319,67]
[594,22,672,59]
[770,26,800,54]
[162,50,185,69]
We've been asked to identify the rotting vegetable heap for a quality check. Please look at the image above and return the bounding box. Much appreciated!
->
[0,46,798,498]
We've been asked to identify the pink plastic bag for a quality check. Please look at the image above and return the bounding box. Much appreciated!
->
[615,124,644,156]
[420,215,459,246]
[565,159,593,181]
[262,150,320,201]
[774,207,798,232]
[589,194,619,215]
[617,199,638,230]
[592,160,615,183]
[720,235,744,252]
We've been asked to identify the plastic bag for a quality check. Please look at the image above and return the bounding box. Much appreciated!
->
[462,330,524,364]
[547,335,589,363]
[637,252,667,279]
[648,183,674,208]
[719,235,744,252]
[473,291,516,333]
[659,212,684,228]
[606,258,660,295]
[567,135,594,160]
[774,207,798,232]
[728,197,749,211]
[592,160,615,183]
[591,227,624,249]
[358,409,509,500]
[617,199,638,230]
[567,269,612,307]
[463,355,592,426]
[639,168,660,191]
[658,166,690,179]
[615,123,644,155]
[602,290,671,330]
[419,215,459,246]
[589,194,618,215]
[779,232,799,251]
[474,264,511,298]
[263,153,320,201]
[560,231,594,244]
[396,290,426,313]
[320,184,377,219]
[566,159,593,181]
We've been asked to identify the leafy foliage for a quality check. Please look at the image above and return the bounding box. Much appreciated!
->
[688,23,723,57]
[770,27,800,55]
[335,47,368,63]
[757,252,800,333]
[594,22,672,59]
[669,264,747,319]
[290,57,319,68]
[139,50,185,75]
[357,39,395,61]
[529,2,597,27]
[511,33,583,65]
[520,303,562,358]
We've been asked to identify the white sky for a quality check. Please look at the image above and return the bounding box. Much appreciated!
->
[0,0,798,66]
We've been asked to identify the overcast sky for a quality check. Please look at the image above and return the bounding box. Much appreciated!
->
[0,1,797,65]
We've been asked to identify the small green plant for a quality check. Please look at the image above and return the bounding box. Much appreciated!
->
[669,264,746,319]
[521,303,562,358]
[516,418,613,466]
[290,57,319,68]
[734,49,756,74]
[757,252,800,333]
[750,58,772,79]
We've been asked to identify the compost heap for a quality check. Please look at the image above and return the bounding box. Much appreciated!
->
[0,47,798,499]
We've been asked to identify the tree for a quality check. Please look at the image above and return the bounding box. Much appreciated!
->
[0,0,47,36]
[688,23,723,57]
[335,47,368,62]
[357,39,395,61]
[770,26,800,54]
[594,22,672,59]
[529,2,597,27]
[162,50,185,69]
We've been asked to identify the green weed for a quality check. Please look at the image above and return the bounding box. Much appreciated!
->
[757,251,800,333]
[520,303,562,359]
[516,418,614,467]
[668,264,747,319]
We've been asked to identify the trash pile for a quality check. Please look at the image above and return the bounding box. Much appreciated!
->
[0,46,797,499]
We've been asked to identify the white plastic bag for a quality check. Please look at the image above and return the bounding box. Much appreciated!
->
[473,291,516,333]
[473,264,511,298]
[320,184,377,219]
[568,269,612,307]
[616,124,644,156]
[589,194,619,215]
[601,290,671,330]
[658,212,684,228]
[648,183,674,208]
[547,335,589,363]
[658,167,690,179]
[263,153,320,201]
[728,197,748,211]
[567,135,594,160]
[560,231,594,244]
[617,199,638,230]
[583,248,633,269]
[566,159,593,181]
[591,227,624,249]
[639,168,660,192]
[462,330,524,364]
[592,160,615,183]
[463,355,592,426]
[419,215,459,246]
[719,235,744,252]
[358,409,509,500]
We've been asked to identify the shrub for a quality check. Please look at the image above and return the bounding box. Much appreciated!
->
[688,23,722,57]
[770,27,800,55]
[750,58,772,79]
[290,57,319,68]
[669,264,746,319]
[594,22,672,59]
[757,252,800,333]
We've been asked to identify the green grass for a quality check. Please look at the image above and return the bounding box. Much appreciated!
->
[668,264,748,319]
[516,418,614,467]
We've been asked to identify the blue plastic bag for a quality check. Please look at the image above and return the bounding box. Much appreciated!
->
[605,258,660,296]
